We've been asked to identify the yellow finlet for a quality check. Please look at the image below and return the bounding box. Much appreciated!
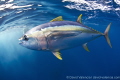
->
[82,43,90,52]
[52,51,62,60]
[50,16,64,22]
[77,14,82,24]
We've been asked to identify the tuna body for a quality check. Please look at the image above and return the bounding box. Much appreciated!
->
[20,21,103,51]
[19,14,112,60]
[19,17,112,60]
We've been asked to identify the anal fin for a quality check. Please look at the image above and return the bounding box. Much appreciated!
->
[52,51,62,60]
[82,43,90,52]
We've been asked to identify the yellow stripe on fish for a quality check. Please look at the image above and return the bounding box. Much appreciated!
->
[41,25,103,35]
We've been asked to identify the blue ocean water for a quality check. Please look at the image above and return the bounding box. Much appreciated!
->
[0,0,120,80]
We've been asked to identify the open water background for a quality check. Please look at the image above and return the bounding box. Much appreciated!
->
[0,0,120,80]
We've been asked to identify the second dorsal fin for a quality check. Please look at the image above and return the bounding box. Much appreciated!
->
[77,14,82,24]
[50,16,64,22]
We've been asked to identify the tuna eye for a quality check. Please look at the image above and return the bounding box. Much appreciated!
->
[23,35,28,41]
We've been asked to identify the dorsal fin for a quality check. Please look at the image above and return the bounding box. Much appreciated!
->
[77,14,82,24]
[50,16,64,22]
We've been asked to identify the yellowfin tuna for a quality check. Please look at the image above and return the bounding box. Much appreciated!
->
[19,14,112,60]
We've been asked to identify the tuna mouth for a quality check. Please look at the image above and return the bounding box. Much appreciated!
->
[19,38,24,44]
[19,37,23,41]
[19,40,23,45]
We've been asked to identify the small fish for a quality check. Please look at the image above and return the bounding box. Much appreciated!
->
[19,14,112,60]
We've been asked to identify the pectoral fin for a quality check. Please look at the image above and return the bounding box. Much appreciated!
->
[50,16,64,22]
[82,43,90,52]
[52,51,62,60]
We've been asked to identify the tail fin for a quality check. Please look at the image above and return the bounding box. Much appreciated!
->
[104,23,112,48]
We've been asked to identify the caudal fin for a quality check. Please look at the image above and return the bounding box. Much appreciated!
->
[104,23,112,48]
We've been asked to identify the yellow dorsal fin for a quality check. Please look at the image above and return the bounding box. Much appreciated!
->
[82,43,90,52]
[77,14,82,24]
[50,16,64,22]
[52,51,62,60]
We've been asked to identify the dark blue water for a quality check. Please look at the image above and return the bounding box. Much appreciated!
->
[0,0,120,80]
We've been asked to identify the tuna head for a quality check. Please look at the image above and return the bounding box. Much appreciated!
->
[18,30,46,50]
[19,34,41,50]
